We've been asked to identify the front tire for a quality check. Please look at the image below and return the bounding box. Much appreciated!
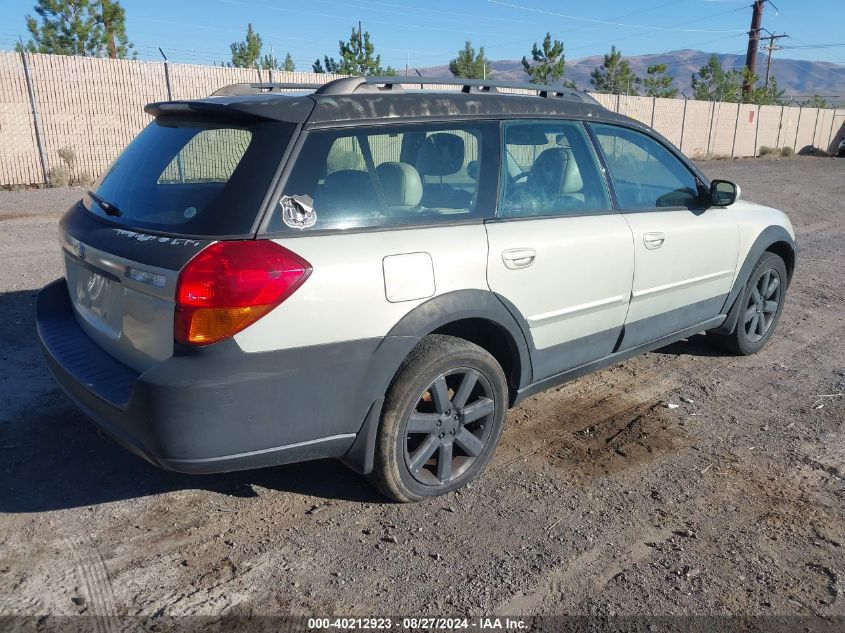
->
[711,252,788,355]
[368,335,508,502]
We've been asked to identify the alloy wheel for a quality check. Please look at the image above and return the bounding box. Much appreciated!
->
[744,267,782,343]
[403,368,496,487]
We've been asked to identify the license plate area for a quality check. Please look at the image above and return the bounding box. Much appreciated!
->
[65,254,124,339]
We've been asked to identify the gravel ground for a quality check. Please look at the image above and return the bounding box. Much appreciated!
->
[0,158,843,623]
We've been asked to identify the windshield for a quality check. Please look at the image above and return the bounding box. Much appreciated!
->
[85,116,295,236]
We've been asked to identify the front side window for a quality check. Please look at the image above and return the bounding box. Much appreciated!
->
[267,122,496,232]
[500,120,610,218]
[591,123,703,210]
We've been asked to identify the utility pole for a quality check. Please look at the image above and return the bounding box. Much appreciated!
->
[743,0,765,98]
[762,32,789,89]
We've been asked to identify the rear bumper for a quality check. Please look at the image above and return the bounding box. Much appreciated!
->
[37,278,409,474]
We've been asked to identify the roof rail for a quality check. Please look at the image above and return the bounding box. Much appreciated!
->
[211,82,323,97]
[314,76,601,106]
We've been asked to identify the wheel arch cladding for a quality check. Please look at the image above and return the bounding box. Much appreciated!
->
[765,240,795,282]
[717,226,797,335]
[342,290,532,476]
[385,289,533,396]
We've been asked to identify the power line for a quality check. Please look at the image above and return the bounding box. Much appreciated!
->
[485,0,747,34]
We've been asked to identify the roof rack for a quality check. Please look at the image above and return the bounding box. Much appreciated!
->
[315,76,601,106]
[211,82,323,97]
[210,76,601,107]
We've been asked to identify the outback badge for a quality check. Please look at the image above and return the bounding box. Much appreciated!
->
[280,195,316,230]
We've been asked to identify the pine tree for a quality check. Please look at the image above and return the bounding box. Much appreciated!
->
[313,26,391,75]
[691,54,743,102]
[259,53,278,70]
[229,23,262,68]
[283,52,295,72]
[642,64,678,98]
[336,26,388,76]
[590,46,640,95]
[97,0,131,58]
[748,73,785,105]
[449,41,491,79]
[17,0,134,58]
[800,94,828,108]
[313,56,340,74]
[522,33,570,86]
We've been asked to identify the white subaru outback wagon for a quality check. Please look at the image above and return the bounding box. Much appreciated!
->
[37,76,796,502]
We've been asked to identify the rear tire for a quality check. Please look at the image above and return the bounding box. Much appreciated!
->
[368,335,508,502]
[711,252,788,355]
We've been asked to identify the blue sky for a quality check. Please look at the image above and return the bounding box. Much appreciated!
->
[2,0,843,71]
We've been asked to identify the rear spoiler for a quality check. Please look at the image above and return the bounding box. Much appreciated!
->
[144,95,314,123]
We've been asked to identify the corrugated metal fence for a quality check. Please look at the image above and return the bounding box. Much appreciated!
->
[1,51,844,187]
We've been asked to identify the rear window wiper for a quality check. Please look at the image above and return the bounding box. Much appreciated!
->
[87,190,122,217]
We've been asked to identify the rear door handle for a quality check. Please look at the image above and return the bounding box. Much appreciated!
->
[643,232,666,249]
[502,248,537,269]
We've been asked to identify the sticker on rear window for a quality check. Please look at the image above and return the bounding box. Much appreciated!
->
[280,195,316,230]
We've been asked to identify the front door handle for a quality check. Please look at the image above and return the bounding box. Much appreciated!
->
[502,248,536,269]
[643,232,666,250]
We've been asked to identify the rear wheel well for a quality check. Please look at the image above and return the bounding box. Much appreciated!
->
[766,241,795,282]
[431,318,521,399]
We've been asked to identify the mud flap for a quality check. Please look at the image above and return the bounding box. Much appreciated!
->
[339,396,385,475]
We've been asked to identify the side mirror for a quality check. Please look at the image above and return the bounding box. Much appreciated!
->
[710,179,740,207]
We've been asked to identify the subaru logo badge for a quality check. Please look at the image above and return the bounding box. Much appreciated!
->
[76,242,86,259]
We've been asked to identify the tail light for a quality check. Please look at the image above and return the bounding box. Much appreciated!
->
[175,240,311,345]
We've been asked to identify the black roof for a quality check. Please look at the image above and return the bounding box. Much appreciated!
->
[145,76,638,129]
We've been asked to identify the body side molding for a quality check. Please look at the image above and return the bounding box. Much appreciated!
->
[514,315,726,406]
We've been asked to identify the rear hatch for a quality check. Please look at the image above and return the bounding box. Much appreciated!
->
[59,112,297,373]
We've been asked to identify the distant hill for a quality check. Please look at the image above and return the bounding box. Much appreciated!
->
[417,49,845,100]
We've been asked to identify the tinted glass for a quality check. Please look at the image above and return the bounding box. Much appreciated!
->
[592,123,702,210]
[500,120,610,218]
[266,122,497,232]
[86,117,295,236]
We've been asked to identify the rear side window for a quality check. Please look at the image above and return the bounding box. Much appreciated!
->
[86,117,295,236]
[500,120,610,218]
[265,122,498,233]
[591,123,702,210]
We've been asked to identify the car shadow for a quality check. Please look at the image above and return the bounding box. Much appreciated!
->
[652,333,725,358]
[0,395,385,513]
[0,288,385,513]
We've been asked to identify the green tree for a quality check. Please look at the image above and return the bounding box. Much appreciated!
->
[313,56,340,73]
[522,32,570,86]
[590,46,640,95]
[337,25,392,75]
[690,54,743,102]
[449,41,491,79]
[17,0,133,58]
[229,23,262,68]
[97,0,131,58]
[800,94,828,108]
[642,63,678,98]
[283,52,295,72]
[749,74,785,105]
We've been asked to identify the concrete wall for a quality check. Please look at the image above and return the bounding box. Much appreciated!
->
[1,51,844,187]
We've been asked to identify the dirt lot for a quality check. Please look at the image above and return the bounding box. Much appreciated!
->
[0,158,843,623]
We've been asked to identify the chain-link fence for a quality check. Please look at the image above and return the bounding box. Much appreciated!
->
[1,51,844,187]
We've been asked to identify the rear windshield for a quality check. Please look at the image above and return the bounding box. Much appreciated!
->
[85,116,295,236]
